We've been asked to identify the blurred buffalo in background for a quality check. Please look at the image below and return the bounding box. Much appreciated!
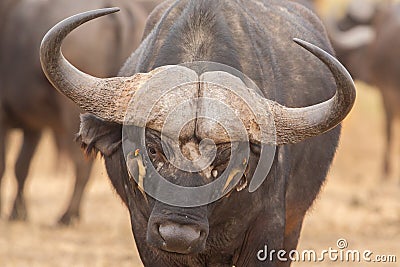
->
[0,0,17,30]
[0,0,152,225]
[326,0,400,180]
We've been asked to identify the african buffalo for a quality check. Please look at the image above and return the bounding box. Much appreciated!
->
[0,0,148,224]
[327,0,400,179]
[41,0,355,265]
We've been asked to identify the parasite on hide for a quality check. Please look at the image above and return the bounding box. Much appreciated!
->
[134,148,140,157]
[222,169,241,193]
[127,151,148,203]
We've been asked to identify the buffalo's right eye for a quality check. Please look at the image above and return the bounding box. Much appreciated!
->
[250,143,261,155]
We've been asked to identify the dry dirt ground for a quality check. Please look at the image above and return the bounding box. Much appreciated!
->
[1,82,399,267]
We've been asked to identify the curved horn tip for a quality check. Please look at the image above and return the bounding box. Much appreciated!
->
[99,7,121,14]
[40,7,121,49]
[39,6,123,121]
[293,38,312,49]
[293,38,330,59]
[292,38,354,84]
[71,7,121,23]
[292,38,330,62]
[86,7,121,15]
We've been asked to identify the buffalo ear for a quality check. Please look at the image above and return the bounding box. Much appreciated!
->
[77,113,122,157]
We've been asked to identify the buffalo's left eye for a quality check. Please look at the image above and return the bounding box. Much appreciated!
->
[148,146,157,156]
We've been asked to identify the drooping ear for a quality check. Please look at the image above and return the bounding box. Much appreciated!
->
[77,113,122,157]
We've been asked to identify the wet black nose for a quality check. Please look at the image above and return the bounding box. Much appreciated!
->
[146,203,209,254]
[156,223,205,254]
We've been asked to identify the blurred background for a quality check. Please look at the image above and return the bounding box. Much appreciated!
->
[0,0,399,266]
